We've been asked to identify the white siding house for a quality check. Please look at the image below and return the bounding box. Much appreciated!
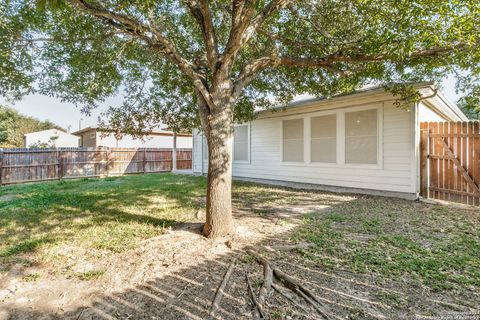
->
[192,83,467,199]
[73,127,192,149]
[24,129,79,148]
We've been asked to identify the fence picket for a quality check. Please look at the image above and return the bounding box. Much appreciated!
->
[0,147,191,185]
[421,121,479,205]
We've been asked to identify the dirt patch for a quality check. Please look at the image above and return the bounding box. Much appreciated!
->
[1,180,479,319]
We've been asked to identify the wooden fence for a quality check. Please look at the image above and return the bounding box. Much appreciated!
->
[420,121,480,205]
[0,147,192,185]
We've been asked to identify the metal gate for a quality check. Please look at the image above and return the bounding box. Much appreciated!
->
[420,121,480,205]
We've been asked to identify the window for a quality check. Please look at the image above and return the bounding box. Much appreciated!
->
[345,109,378,164]
[283,119,304,162]
[311,114,336,163]
[202,135,208,161]
[234,125,249,161]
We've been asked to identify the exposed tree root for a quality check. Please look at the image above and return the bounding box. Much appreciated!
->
[272,283,318,320]
[246,249,332,320]
[246,272,265,319]
[209,258,236,319]
[248,250,273,319]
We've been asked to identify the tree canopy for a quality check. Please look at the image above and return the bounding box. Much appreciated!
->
[2,0,480,236]
[0,105,63,148]
[2,0,480,132]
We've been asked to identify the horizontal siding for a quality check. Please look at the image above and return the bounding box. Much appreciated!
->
[194,98,417,194]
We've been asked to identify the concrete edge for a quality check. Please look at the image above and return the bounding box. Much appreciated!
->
[190,171,418,200]
[232,176,419,200]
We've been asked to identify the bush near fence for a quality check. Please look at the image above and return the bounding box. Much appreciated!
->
[0,147,192,185]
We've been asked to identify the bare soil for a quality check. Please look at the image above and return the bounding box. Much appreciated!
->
[1,184,479,320]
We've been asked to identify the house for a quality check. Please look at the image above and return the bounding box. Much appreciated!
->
[192,82,467,200]
[72,126,192,149]
[24,129,79,148]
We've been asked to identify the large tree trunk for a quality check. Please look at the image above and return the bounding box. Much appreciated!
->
[195,77,236,238]
[194,71,236,238]
[202,106,234,238]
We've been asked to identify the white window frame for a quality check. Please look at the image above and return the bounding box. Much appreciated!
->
[233,123,251,164]
[280,103,383,169]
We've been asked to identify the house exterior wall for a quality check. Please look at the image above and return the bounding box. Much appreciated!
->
[418,101,448,122]
[193,92,418,197]
[78,130,97,147]
[24,129,79,147]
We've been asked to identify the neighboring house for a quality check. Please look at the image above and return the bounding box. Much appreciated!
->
[73,126,192,149]
[192,82,467,200]
[24,129,79,148]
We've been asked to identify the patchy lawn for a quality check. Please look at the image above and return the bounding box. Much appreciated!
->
[0,174,206,260]
[293,198,480,292]
[0,173,479,319]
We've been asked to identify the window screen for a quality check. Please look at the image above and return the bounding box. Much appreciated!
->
[311,114,336,163]
[283,119,304,162]
[345,109,378,164]
[234,125,249,161]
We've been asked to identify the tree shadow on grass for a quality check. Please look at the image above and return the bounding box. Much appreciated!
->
[1,175,479,319]
[2,192,479,320]
[2,232,475,319]
[0,174,207,260]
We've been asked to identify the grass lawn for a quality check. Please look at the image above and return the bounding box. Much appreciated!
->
[1,173,479,317]
[0,173,206,260]
[292,198,480,293]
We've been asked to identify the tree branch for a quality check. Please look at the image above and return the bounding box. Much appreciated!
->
[232,44,466,98]
[184,0,219,70]
[222,0,291,75]
[67,0,216,110]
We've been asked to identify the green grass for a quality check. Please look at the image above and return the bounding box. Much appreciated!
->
[77,269,105,281]
[23,273,41,282]
[293,198,480,292]
[1,173,479,295]
[0,173,206,259]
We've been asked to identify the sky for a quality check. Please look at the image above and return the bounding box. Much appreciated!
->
[1,75,462,132]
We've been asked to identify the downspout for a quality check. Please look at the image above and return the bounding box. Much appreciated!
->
[415,101,421,198]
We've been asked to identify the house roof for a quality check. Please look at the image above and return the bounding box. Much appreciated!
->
[256,82,467,122]
[71,126,192,137]
[24,128,76,137]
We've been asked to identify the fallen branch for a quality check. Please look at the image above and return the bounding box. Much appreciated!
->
[264,242,315,252]
[246,272,265,319]
[209,258,236,319]
[246,249,332,320]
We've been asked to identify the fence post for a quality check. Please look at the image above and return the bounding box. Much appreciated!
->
[419,124,428,198]
[143,148,147,173]
[172,131,177,172]
[106,147,111,177]
[0,148,3,186]
[58,148,64,180]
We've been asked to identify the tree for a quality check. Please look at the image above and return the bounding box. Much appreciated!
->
[458,100,480,120]
[28,134,59,148]
[2,1,480,237]
[0,105,63,148]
